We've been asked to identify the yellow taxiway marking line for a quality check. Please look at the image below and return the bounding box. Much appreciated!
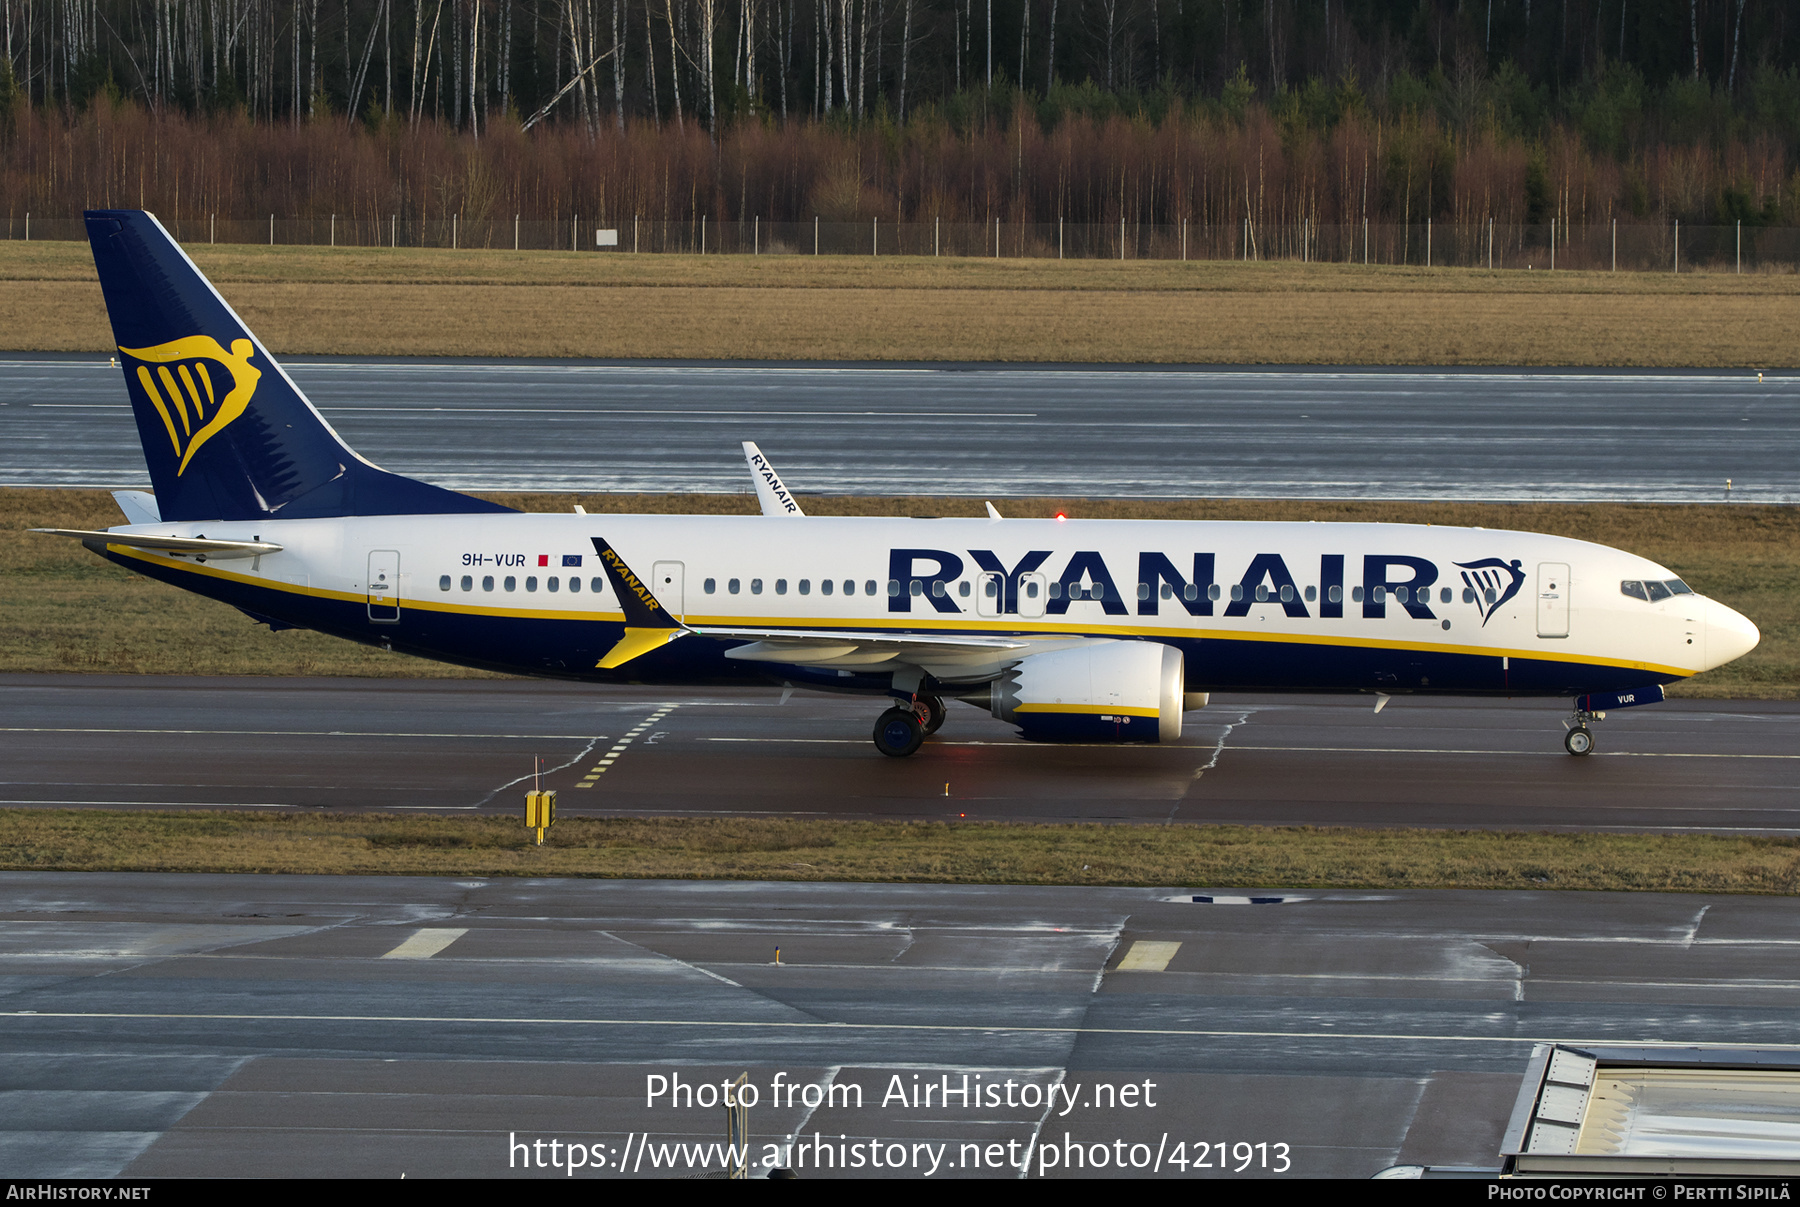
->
[1115,941,1182,972]
[380,928,468,960]
[578,707,679,787]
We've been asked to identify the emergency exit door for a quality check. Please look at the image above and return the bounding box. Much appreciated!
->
[367,550,400,622]
[1537,562,1570,638]
[651,561,685,621]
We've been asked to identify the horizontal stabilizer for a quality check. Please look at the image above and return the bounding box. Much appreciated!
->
[30,528,282,560]
[111,491,161,524]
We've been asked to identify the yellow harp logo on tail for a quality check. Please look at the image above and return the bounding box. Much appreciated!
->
[119,336,261,475]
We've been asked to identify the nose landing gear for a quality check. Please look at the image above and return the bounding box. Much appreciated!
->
[1562,706,1606,756]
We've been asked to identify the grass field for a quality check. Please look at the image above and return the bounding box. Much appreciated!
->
[5,241,1800,364]
[4,487,1795,695]
[1,810,1795,893]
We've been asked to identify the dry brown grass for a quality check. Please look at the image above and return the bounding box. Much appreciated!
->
[2,810,1797,893]
[6,242,1799,364]
[4,488,1794,694]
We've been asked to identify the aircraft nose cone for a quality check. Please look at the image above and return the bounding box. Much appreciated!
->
[1704,599,1760,671]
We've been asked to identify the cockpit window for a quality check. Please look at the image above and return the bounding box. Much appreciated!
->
[1623,578,1692,602]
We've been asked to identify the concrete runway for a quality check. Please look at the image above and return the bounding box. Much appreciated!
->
[1,872,1794,1179]
[5,675,1798,833]
[3,356,1796,502]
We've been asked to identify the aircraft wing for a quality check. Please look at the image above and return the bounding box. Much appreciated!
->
[690,625,1080,676]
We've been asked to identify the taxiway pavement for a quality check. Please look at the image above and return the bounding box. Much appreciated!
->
[1,873,1793,1179]
[3,675,1797,833]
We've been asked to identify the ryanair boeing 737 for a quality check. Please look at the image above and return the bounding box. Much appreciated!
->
[36,211,1760,759]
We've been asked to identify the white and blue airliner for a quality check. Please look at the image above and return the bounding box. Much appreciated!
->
[36,211,1760,758]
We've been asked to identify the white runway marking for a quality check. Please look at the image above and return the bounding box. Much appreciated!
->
[380,928,469,960]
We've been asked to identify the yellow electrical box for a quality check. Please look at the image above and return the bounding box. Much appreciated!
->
[525,789,557,844]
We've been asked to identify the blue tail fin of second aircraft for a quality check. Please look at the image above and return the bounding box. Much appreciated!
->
[85,209,513,522]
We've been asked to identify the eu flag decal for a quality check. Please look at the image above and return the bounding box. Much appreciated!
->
[562,554,583,567]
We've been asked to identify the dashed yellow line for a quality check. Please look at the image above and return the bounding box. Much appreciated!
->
[575,706,678,788]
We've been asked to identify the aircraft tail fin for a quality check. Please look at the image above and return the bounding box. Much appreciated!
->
[84,210,512,522]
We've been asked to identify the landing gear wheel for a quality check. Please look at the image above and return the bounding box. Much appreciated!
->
[874,707,926,758]
[1564,726,1595,756]
[917,694,946,735]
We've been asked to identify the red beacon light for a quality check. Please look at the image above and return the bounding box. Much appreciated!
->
[1054,511,1067,521]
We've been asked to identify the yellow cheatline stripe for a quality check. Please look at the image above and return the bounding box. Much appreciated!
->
[1012,704,1159,717]
[101,548,1693,679]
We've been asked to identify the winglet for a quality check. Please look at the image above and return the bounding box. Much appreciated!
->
[742,441,805,516]
[590,537,687,668]
[985,501,1003,520]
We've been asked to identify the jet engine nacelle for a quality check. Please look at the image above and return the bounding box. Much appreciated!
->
[990,640,1183,743]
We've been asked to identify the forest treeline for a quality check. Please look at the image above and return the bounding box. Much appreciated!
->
[3,1,1800,227]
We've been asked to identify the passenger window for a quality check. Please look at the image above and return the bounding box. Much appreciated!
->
[930,581,945,597]
[821,579,834,596]
[1182,584,1197,601]
[526,576,538,592]
[1161,583,1173,600]
[504,576,517,592]
[847,580,859,596]
[729,578,741,594]
[984,580,998,598]
[798,579,810,595]
[1328,585,1342,603]
[1484,587,1497,604]
[460,575,473,592]
[590,577,603,594]
[1279,585,1294,603]
[1463,587,1476,603]
[751,579,764,595]
[1372,586,1386,603]
[1048,582,1062,599]
[1305,585,1316,602]
[569,577,581,593]
[704,578,716,594]
[1208,584,1222,601]
[1230,584,1244,602]
[1645,580,1673,602]
[439,575,452,591]
[886,580,900,597]
[1394,586,1408,603]
[1351,586,1364,603]
[958,581,970,597]
[776,579,788,595]
[1026,581,1040,598]
[909,581,923,596]
[1138,583,1151,601]
[483,576,495,592]
[547,576,560,593]
[1252,584,1267,602]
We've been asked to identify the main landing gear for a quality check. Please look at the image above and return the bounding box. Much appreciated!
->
[1563,706,1606,756]
[872,694,945,758]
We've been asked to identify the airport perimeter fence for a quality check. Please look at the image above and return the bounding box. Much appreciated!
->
[8,212,1800,272]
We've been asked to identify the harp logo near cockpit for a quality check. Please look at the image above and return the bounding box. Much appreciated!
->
[1454,557,1528,626]
[118,336,262,475]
